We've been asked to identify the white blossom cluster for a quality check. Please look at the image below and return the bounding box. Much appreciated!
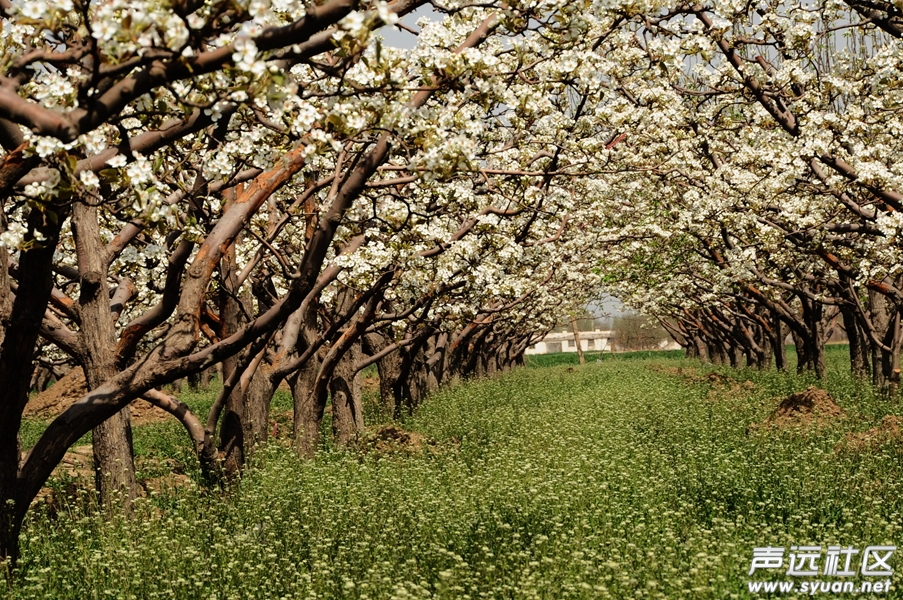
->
[6,0,903,370]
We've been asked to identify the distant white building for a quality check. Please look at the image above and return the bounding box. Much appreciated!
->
[525,330,612,355]
[524,330,680,355]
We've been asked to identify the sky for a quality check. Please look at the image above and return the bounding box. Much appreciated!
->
[376,5,438,49]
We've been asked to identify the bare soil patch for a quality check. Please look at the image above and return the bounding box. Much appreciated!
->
[355,425,435,456]
[59,445,94,478]
[750,386,844,432]
[127,399,171,425]
[24,367,86,419]
[33,455,195,512]
[139,473,193,496]
[650,365,697,378]
[836,415,903,452]
[25,367,171,425]
[32,445,95,512]
[649,365,757,400]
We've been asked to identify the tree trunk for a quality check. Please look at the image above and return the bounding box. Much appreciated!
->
[0,205,65,562]
[756,321,774,370]
[244,366,272,455]
[200,366,213,390]
[772,314,787,371]
[292,314,324,458]
[330,340,363,446]
[570,316,586,365]
[73,202,137,509]
[730,345,741,368]
[875,300,901,396]
[791,330,809,374]
[810,302,827,379]
[840,300,869,379]
[685,340,698,359]
[867,289,889,389]
[364,332,402,418]
[292,356,324,458]
[218,245,246,477]
[708,339,725,365]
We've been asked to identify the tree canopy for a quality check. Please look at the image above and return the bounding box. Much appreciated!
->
[2,0,903,563]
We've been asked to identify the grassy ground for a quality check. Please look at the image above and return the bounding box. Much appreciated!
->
[7,348,903,599]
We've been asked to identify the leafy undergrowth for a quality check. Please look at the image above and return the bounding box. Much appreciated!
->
[8,351,903,599]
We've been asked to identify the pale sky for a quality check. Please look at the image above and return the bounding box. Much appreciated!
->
[377,5,439,49]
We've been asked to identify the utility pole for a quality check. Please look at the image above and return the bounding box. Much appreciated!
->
[570,316,586,365]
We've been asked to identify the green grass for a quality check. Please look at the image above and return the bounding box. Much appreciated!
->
[7,351,903,599]
[525,348,685,367]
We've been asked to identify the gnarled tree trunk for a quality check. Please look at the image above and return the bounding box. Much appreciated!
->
[330,340,363,446]
[0,205,65,562]
[72,202,137,509]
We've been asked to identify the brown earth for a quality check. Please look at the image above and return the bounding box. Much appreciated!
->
[650,365,757,400]
[25,367,171,425]
[750,386,844,432]
[139,473,193,496]
[650,365,697,378]
[32,445,95,512]
[33,462,194,512]
[24,367,86,419]
[355,424,433,456]
[836,415,903,452]
[59,445,94,478]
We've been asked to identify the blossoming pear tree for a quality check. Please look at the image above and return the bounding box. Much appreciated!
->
[0,0,633,562]
[8,0,903,568]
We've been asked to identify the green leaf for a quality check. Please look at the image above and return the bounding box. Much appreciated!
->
[99,169,120,183]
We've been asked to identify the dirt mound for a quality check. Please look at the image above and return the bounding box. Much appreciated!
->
[707,377,757,401]
[139,473,193,496]
[650,365,756,400]
[356,425,432,455]
[25,367,86,419]
[751,387,844,431]
[649,365,698,378]
[25,368,171,425]
[837,415,903,452]
[703,372,731,384]
[128,399,170,425]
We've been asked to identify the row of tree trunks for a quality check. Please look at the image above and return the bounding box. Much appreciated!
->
[666,280,903,396]
[0,6,512,564]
